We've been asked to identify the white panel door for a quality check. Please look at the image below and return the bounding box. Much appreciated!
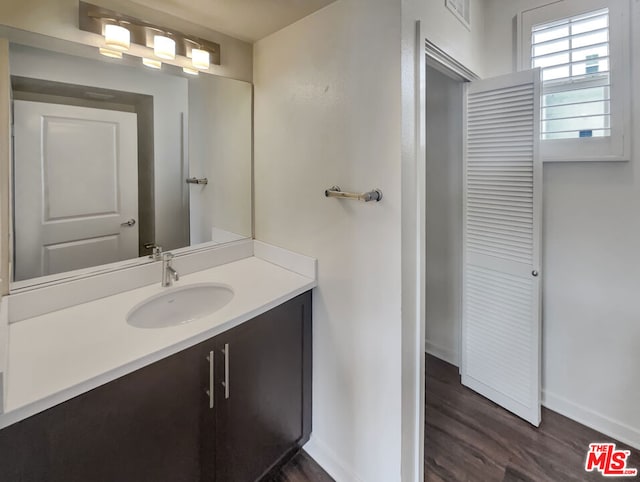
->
[13,101,138,281]
[462,69,542,426]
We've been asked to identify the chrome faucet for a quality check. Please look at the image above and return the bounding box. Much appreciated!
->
[144,243,163,260]
[161,252,179,287]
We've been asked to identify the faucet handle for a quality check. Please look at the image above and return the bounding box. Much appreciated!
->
[145,243,163,260]
[162,252,174,261]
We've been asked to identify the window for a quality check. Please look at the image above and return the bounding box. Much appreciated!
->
[520,0,630,161]
[533,8,610,140]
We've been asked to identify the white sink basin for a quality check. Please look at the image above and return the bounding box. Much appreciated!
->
[126,283,234,329]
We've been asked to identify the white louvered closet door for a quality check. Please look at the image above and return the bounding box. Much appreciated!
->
[462,69,542,426]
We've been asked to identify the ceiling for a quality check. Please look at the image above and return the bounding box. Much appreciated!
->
[127,0,338,43]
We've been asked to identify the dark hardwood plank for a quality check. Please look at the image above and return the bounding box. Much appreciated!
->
[268,450,335,482]
[425,354,640,482]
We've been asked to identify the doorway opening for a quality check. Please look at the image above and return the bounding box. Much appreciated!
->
[424,50,544,424]
[425,63,464,369]
[423,47,580,481]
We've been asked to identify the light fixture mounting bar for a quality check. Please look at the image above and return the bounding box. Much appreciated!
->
[79,1,221,66]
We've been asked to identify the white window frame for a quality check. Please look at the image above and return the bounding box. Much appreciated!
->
[518,0,631,162]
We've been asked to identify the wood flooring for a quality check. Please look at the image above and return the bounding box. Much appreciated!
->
[276,355,640,482]
[269,450,335,482]
[425,354,640,482]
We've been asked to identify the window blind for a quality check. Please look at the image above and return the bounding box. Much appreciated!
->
[531,8,610,140]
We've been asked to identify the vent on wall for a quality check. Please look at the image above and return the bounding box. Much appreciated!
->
[446,0,471,29]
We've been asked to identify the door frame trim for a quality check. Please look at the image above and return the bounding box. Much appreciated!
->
[0,39,10,296]
[424,39,477,373]
[425,39,480,83]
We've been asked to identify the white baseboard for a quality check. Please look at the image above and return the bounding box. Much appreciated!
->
[425,339,459,367]
[304,436,364,482]
[542,390,640,450]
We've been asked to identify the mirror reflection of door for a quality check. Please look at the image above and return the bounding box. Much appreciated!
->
[7,40,253,287]
[13,100,138,281]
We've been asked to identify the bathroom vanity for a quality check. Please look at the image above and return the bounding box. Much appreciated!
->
[0,5,317,480]
[0,247,316,482]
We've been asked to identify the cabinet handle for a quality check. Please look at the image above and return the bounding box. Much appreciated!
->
[222,343,230,399]
[206,351,214,409]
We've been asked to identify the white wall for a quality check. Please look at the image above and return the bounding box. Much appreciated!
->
[0,40,9,296]
[484,0,640,449]
[0,298,6,412]
[0,0,252,82]
[188,75,252,245]
[254,1,403,481]
[413,0,486,78]
[0,43,7,397]
[425,66,463,366]
[9,44,189,252]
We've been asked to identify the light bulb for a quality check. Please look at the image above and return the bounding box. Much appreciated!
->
[154,35,175,60]
[104,24,130,51]
[99,48,123,59]
[142,58,162,69]
[191,48,210,70]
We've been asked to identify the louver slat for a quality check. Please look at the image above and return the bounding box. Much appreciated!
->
[462,69,541,427]
[466,85,535,263]
[465,265,534,405]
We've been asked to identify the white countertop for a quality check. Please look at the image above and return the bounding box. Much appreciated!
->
[1,256,315,429]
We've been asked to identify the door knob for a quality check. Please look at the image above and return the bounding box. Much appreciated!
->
[532,270,539,277]
[120,218,136,227]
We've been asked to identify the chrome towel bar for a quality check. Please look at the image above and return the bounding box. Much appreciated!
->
[324,186,383,203]
[186,177,208,185]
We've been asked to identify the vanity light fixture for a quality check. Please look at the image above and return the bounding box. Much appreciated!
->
[80,2,221,69]
[191,48,210,70]
[104,23,130,51]
[183,67,199,76]
[142,58,162,69]
[99,47,123,59]
[154,34,175,60]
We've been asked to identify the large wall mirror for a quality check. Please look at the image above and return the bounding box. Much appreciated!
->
[3,28,252,290]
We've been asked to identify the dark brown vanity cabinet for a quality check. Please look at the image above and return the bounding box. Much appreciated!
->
[0,291,312,482]
[206,291,312,482]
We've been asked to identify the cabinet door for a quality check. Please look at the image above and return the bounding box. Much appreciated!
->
[0,345,204,482]
[212,292,312,482]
